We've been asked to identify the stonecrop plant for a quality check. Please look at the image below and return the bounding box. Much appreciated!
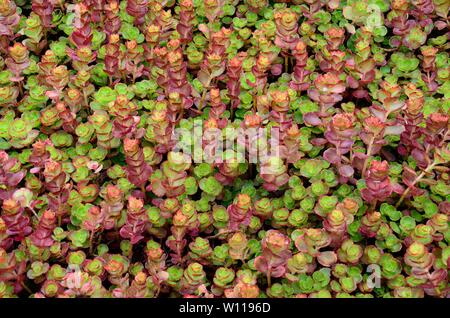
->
[0,0,449,299]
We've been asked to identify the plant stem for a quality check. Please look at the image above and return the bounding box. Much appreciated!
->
[89,230,95,255]
[177,108,185,124]
[439,131,449,147]
[284,55,289,73]
[18,81,23,97]
[28,206,38,218]
[395,162,436,208]
[370,200,377,212]
[155,284,161,298]
[198,89,207,112]
[20,281,33,294]
[206,230,236,239]
[83,90,89,108]
[362,135,375,177]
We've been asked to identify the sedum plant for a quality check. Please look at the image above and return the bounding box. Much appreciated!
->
[0,0,448,299]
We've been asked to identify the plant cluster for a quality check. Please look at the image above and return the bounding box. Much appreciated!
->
[0,0,449,298]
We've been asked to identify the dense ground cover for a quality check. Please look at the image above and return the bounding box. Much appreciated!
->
[0,0,449,298]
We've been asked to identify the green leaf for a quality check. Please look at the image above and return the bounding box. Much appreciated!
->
[185,176,198,195]
[423,201,438,218]
[194,163,213,178]
[94,87,117,106]
[120,23,141,41]
[69,229,89,248]
[199,176,223,197]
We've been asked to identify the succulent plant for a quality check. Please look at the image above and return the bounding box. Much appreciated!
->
[0,0,447,300]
